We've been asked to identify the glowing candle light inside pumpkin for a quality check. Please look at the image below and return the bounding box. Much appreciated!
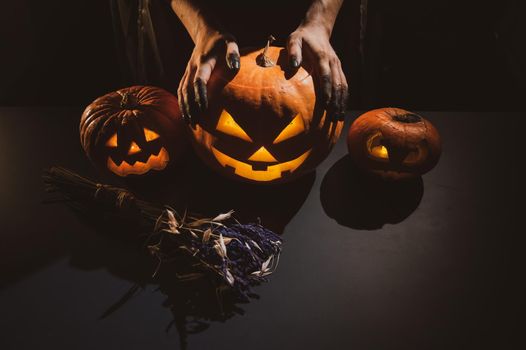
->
[371,145,388,159]
[105,133,118,147]
[216,110,253,142]
[366,132,389,160]
[128,141,141,155]
[144,128,160,142]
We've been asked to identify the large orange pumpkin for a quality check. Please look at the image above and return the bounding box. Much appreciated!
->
[347,108,441,180]
[189,46,343,184]
[80,86,187,178]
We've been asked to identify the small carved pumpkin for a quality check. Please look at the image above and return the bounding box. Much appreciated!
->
[347,108,441,180]
[189,45,343,184]
[80,86,187,177]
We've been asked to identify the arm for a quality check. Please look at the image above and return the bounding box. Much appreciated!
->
[169,0,240,125]
[287,0,348,120]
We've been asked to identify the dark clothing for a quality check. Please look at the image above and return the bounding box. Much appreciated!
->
[202,0,311,47]
[111,0,360,95]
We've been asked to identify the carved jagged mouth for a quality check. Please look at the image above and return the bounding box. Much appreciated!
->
[211,147,311,182]
[107,147,170,177]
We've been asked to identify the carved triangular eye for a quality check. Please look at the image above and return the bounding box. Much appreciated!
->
[127,141,141,155]
[144,128,160,142]
[105,133,118,147]
[216,110,253,142]
[273,114,304,144]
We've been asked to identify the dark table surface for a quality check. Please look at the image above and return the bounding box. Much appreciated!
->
[0,108,524,350]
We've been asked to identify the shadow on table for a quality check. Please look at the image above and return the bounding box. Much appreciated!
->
[127,154,316,234]
[65,218,251,350]
[320,155,424,230]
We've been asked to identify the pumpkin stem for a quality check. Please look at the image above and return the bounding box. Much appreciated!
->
[119,91,139,109]
[393,113,421,123]
[256,35,276,67]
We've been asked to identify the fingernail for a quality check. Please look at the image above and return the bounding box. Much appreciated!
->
[290,58,299,68]
[228,54,240,70]
[232,57,240,70]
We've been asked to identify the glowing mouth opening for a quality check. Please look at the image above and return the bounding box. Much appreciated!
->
[107,147,170,177]
[211,147,311,182]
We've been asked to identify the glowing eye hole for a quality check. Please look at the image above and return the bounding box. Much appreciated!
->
[367,132,389,160]
[105,133,118,147]
[128,141,141,155]
[144,128,160,142]
[273,114,305,144]
[216,110,252,142]
[371,145,389,159]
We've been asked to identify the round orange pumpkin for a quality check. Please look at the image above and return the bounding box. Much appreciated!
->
[347,108,441,180]
[80,86,187,178]
[189,46,343,184]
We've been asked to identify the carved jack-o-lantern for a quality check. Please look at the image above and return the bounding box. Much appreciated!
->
[189,46,343,184]
[347,108,441,180]
[80,86,187,177]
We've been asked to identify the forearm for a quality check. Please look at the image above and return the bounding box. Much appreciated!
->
[169,0,220,43]
[300,0,344,37]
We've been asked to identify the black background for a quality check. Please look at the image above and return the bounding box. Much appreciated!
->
[1,0,524,110]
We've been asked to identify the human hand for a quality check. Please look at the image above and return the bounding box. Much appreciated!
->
[177,30,240,126]
[287,24,348,121]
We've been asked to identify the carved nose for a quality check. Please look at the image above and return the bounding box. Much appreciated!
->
[127,141,142,155]
[248,146,278,162]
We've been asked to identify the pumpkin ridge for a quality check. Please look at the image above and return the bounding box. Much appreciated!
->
[81,106,118,129]
[139,101,180,126]
[137,89,166,104]
[81,109,118,150]
[93,112,124,148]
[224,75,312,89]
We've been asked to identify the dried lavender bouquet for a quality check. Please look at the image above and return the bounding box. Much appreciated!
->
[43,166,282,296]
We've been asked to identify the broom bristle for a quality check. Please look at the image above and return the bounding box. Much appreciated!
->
[43,166,282,295]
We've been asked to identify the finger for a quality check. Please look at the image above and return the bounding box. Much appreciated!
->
[177,69,190,124]
[181,71,195,126]
[225,41,240,70]
[338,61,349,120]
[330,60,343,121]
[193,78,208,113]
[317,58,332,108]
[194,58,217,112]
[287,35,302,68]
